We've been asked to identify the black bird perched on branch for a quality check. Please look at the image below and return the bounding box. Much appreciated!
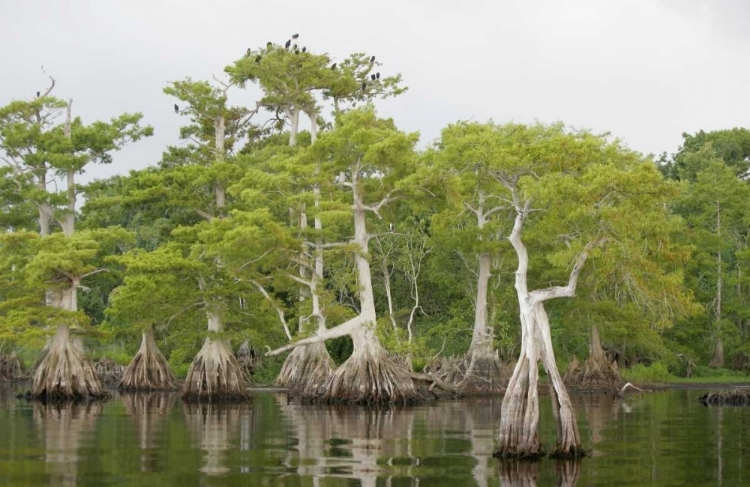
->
[174,104,179,113]
[255,55,262,63]
[246,48,251,57]
[36,91,40,97]
[267,41,273,47]
[376,72,380,79]
[285,39,291,49]
[370,55,375,63]
[362,81,367,90]
[331,63,337,70]
[370,74,376,80]
[302,46,306,53]
[292,33,299,39]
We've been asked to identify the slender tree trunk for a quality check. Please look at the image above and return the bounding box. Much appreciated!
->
[308,110,318,144]
[288,107,300,147]
[37,175,52,237]
[710,205,725,368]
[454,252,507,394]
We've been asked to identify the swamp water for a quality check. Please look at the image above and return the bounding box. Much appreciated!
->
[0,386,748,486]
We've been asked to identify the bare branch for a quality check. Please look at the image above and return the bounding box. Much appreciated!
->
[79,268,108,280]
[530,239,605,303]
[250,279,292,341]
[194,208,213,221]
[265,315,363,355]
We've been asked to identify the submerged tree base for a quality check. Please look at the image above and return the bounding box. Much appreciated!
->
[277,342,334,399]
[182,338,248,402]
[425,346,510,396]
[563,355,623,395]
[303,346,432,406]
[30,326,108,401]
[699,389,750,406]
[493,447,547,461]
[120,329,178,391]
[0,352,23,380]
[456,349,510,395]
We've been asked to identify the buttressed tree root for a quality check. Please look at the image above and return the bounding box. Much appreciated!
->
[0,352,23,380]
[455,345,510,395]
[30,325,107,401]
[563,326,623,394]
[315,345,432,406]
[120,328,177,391]
[276,342,334,399]
[182,338,248,402]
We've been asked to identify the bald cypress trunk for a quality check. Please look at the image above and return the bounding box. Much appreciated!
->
[120,327,178,391]
[495,199,586,459]
[563,325,623,393]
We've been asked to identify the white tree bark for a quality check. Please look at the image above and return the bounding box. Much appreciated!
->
[496,194,589,458]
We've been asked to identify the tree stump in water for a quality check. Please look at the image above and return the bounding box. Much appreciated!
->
[30,324,107,401]
[0,352,23,380]
[182,338,248,402]
[120,328,177,391]
[699,389,750,406]
[563,326,623,394]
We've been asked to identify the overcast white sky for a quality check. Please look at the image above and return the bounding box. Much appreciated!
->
[2,0,749,185]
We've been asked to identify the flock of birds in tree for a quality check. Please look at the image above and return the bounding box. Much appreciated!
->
[173,33,382,114]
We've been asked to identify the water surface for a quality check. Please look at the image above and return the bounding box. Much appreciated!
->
[0,385,747,486]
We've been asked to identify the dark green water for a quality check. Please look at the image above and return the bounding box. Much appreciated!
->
[0,386,748,486]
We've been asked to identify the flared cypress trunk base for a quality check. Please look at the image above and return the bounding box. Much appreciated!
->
[120,330,177,391]
[307,345,431,406]
[562,355,623,394]
[182,338,248,402]
[494,356,545,460]
[456,346,510,395]
[29,326,107,401]
[277,342,334,399]
[0,352,23,380]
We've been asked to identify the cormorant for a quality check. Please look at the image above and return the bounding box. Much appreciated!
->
[246,48,251,56]
[285,39,291,49]
[362,81,367,90]
[302,46,306,53]
[267,41,273,47]
[292,33,299,39]
[174,104,179,113]
[388,222,394,232]
[255,55,262,63]
[376,72,380,79]
[370,55,375,63]
[371,74,376,80]
[331,63,337,70]
[36,91,40,97]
